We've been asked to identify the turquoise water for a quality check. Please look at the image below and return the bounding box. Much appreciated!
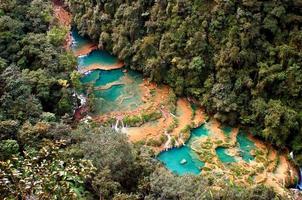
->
[216,147,236,163]
[157,146,205,175]
[80,70,100,84]
[86,71,143,114]
[78,50,119,70]
[222,126,232,137]
[71,29,91,51]
[158,124,257,175]
[237,131,255,162]
[94,85,124,102]
[71,29,144,115]
[188,125,210,145]
[81,69,124,87]
[158,125,209,175]
[95,70,123,86]
[94,69,124,87]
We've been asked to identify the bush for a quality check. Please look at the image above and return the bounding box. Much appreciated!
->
[0,140,19,160]
[147,138,163,147]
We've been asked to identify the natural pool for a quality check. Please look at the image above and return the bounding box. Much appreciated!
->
[81,69,143,114]
[158,124,257,175]
[72,30,144,115]
[216,147,236,163]
[236,131,255,162]
[78,50,120,70]
[158,124,209,175]
[157,146,205,175]
[187,125,210,144]
[81,69,124,86]
[71,29,91,52]
[222,126,232,137]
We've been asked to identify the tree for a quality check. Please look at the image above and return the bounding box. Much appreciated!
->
[69,125,155,199]
[0,140,95,199]
[47,26,68,46]
[0,139,19,160]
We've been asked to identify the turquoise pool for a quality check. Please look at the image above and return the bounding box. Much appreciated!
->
[237,131,255,162]
[71,29,91,52]
[188,125,210,145]
[158,124,257,175]
[94,85,124,102]
[216,147,236,163]
[78,50,119,70]
[71,28,144,115]
[80,70,100,84]
[222,126,232,137]
[158,124,209,175]
[191,125,209,138]
[82,70,143,114]
[81,69,125,87]
[157,146,205,175]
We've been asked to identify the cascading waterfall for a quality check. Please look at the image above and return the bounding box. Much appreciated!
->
[297,168,302,190]
[289,152,302,190]
[72,92,87,119]
[78,94,87,107]
[114,118,120,132]
[164,131,172,150]
[113,118,127,133]
[120,120,127,133]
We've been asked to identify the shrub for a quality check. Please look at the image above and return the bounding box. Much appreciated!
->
[0,139,19,160]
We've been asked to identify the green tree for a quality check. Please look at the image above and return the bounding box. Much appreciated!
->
[0,139,19,160]
[0,140,95,199]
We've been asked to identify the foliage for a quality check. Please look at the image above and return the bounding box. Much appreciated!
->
[0,1,87,199]
[123,111,162,127]
[47,25,68,46]
[0,139,19,160]
[0,140,95,199]
[145,167,283,200]
[68,125,156,199]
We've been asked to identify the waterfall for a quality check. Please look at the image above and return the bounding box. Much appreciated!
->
[78,94,87,106]
[121,120,127,133]
[164,131,171,149]
[112,118,127,133]
[73,92,87,107]
[114,119,120,132]
[297,168,302,190]
[291,152,302,190]
[170,112,177,118]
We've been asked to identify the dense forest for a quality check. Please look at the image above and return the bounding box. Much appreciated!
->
[67,0,302,163]
[0,0,301,199]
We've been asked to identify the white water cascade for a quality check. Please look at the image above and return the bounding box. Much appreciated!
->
[78,94,87,107]
[289,152,302,190]
[113,118,127,133]
[164,131,172,150]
